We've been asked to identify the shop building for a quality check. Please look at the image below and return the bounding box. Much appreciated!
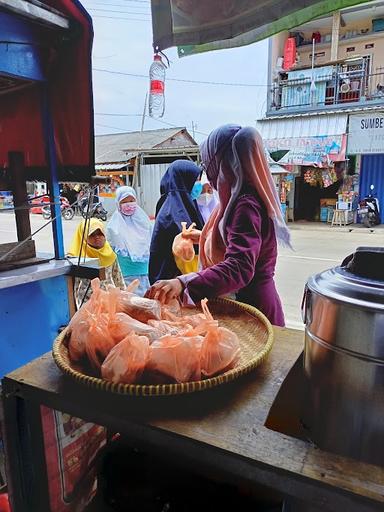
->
[258,1,384,222]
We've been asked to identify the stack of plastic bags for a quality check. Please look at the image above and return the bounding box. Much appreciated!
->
[67,279,241,385]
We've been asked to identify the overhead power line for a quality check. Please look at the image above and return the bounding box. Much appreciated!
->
[93,67,269,87]
[95,116,209,137]
[149,117,209,136]
[91,15,150,21]
[95,122,131,132]
[95,112,143,117]
[87,8,150,15]
[87,3,150,8]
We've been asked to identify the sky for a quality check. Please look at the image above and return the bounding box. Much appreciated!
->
[81,0,269,142]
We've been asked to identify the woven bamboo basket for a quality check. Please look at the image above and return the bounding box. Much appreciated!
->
[52,298,274,397]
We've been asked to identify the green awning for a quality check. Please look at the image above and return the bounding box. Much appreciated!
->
[150,0,373,57]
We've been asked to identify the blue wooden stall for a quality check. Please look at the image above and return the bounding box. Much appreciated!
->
[0,0,94,378]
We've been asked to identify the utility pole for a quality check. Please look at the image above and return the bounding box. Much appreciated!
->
[141,93,148,132]
[191,121,196,139]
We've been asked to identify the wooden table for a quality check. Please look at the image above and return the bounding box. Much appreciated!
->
[2,328,383,512]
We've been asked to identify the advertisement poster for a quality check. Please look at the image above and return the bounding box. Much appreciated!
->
[41,406,106,512]
[265,134,346,166]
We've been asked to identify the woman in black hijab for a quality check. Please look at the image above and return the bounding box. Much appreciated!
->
[149,160,204,284]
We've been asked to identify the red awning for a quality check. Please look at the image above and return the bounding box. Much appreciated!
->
[0,0,94,173]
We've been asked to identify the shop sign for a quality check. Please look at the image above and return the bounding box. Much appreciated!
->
[265,135,346,166]
[348,113,384,154]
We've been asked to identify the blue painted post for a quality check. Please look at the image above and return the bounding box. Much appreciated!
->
[41,83,65,259]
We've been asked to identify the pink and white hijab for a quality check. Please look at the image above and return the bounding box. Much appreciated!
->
[199,124,291,268]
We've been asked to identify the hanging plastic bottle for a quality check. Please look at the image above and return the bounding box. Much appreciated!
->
[149,53,166,118]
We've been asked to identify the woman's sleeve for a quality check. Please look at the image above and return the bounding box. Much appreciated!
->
[185,198,262,302]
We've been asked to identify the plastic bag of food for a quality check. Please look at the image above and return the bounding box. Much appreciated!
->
[117,290,162,323]
[147,319,193,337]
[172,222,196,262]
[101,333,150,384]
[108,287,161,343]
[125,278,140,293]
[83,278,109,314]
[67,288,97,362]
[109,313,162,344]
[68,317,90,362]
[147,334,203,383]
[160,299,182,321]
[199,299,241,377]
[85,306,116,371]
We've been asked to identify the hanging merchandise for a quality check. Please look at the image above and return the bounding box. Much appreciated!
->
[321,168,338,188]
[304,168,322,187]
[149,52,167,118]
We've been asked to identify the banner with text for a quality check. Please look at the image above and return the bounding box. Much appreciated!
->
[265,134,346,167]
[348,113,384,154]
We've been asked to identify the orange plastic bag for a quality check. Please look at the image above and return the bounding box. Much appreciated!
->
[160,299,182,321]
[199,299,241,377]
[101,333,150,384]
[147,334,203,383]
[67,302,89,361]
[68,316,90,362]
[85,306,116,371]
[117,289,162,323]
[172,222,196,262]
[125,279,140,293]
[147,319,194,337]
[83,278,109,314]
[107,287,162,343]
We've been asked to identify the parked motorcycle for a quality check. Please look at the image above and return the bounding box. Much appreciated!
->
[42,197,75,221]
[358,185,380,228]
[80,198,108,221]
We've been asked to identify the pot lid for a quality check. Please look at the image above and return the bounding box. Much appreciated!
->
[307,247,384,310]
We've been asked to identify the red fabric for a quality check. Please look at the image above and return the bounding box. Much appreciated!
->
[0,1,94,169]
[283,37,296,71]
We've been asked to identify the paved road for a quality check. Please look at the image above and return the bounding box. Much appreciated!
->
[1,212,383,326]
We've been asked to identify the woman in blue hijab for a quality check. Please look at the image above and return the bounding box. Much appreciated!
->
[149,160,204,284]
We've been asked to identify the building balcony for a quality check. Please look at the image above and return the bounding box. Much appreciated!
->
[267,62,384,116]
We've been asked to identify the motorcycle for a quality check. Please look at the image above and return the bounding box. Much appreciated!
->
[358,185,380,228]
[80,199,108,221]
[42,197,75,221]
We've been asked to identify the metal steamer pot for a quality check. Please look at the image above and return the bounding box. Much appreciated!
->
[302,247,384,466]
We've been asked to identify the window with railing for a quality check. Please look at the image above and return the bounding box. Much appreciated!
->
[269,57,384,111]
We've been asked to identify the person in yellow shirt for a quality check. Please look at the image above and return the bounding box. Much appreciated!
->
[67,218,125,308]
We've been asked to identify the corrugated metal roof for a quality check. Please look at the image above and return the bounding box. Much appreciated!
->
[95,163,127,170]
[95,127,192,164]
[259,104,384,121]
[257,113,348,139]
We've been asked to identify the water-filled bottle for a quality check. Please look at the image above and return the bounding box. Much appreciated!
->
[149,54,166,118]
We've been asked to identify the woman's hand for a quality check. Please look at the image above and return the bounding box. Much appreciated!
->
[145,279,183,304]
[181,228,201,244]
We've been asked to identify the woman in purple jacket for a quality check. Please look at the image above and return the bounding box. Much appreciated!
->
[146,125,290,326]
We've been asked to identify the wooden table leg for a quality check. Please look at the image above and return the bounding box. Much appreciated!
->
[2,382,51,511]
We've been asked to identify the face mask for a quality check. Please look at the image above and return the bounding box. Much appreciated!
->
[120,202,137,216]
[213,190,220,203]
[190,182,203,201]
[197,193,213,207]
